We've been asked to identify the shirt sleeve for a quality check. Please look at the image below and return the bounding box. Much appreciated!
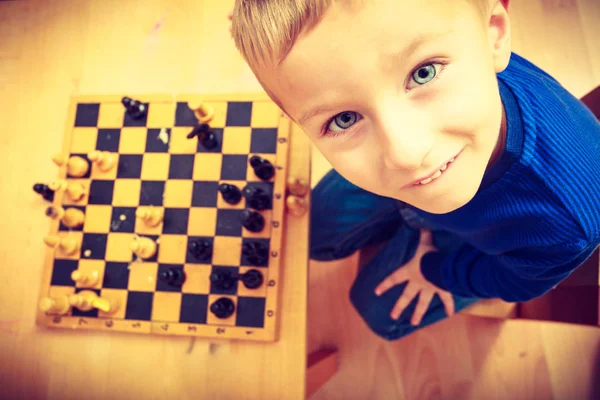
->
[420,239,597,301]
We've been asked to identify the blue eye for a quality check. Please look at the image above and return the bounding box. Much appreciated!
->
[328,111,360,132]
[411,63,441,86]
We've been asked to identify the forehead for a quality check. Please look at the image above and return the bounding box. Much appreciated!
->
[259,0,477,121]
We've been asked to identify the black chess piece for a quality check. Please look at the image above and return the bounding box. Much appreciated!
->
[33,183,54,202]
[249,155,275,181]
[242,186,271,210]
[121,97,147,120]
[187,123,217,149]
[210,271,237,291]
[240,210,265,233]
[242,241,268,266]
[239,269,264,289]
[218,183,242,205]
[159,267,186,287]
[210,297,235,319]
[188,239,212,261]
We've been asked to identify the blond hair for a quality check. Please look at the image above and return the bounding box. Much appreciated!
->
[232,0,492,74]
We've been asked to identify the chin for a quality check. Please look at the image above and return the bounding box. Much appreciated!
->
[403,186,478,215]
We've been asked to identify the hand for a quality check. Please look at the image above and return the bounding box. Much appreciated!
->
[374,229,455,326]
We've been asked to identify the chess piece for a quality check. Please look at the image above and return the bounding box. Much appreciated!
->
[130,236,157,259]
[242,241,268,265]
[218,183,242,205]
[48,179,87,202]
[88,150,116,172]
[135,206,164,227]
[287,177,309,197]
[188,101,214,123]
[122,97,147,120]
[159,267,186,287]
[52,154,89,178]
[242,186,271,210]
[239,269,264,289]
[33,183,54,202]
[68,290,118,313]
[44,234,80,256]
[210,271,237,291]
[71,269,100,287]
[187,124,218,149]
[286,195,308,217]
[39,295,71,315]
[188,239,212,261]
[210,297,235,319]
[45,206,85,228]
[249,155,275,181]
[240,210,265,233]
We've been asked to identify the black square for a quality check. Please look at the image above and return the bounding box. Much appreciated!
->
[197,128,224,153]
[216,209,243,236]
[81,233,108,260]
[75,103,100,127]
[67,153,92,179]
[71,288,102,318]
[123,103,149,127]
[50,259,79,286]
[125,291,154,320]
[162,208,189,234]
[117,155,143,178]
[180,294,208,324]
[243,181,274,210]
[102,262,130,289]
[96,129,121,152]
[210,266,239,295]
[58,205,86,232]
[145,128,170,152]
[110,207,136,233]
[226,102,252,127]
[241,238,270,267]
[168,154,195,179]
[156,264,185,292]
[139,181,165,206]
[186,236,214,264]
[175,102,199,127]
[192,181,218,207]
[250,128,278,154]
[221,155,248,181]
[89,180,115,205]
[236,297,266,328]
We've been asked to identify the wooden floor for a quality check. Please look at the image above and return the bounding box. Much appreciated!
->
[307,1,600,399]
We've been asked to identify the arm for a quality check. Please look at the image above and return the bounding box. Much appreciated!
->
[420,239,597,301]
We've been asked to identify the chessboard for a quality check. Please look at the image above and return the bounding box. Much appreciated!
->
[35,93,302,342]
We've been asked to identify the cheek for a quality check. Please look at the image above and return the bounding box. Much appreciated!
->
[315,143,383,191]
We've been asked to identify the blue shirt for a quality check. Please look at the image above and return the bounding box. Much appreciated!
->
[418,52,600,301]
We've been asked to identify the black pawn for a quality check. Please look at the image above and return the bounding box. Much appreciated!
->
[210,297,235,319]
[249,155,275,181]
[240,210,265,233]
[210,271,236,291]
[243,241,268,266]
[189,239,212,261]
[33,183,54,202]
[159,268,186,287]
[218,183,242,205]
[242,186,271,210]
[187,123,217,150]
[239,269,264,289]
[121,96,147,120]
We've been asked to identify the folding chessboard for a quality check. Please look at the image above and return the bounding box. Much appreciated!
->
[36,94,292,342]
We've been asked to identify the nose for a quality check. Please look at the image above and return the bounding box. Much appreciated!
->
[379,122,434,171]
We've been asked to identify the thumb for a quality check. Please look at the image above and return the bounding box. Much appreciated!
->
[420,229,433,245]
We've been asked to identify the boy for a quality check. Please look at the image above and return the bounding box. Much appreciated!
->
[230,0,600,340]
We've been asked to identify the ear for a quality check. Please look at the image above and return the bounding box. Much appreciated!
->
[488,0,512,73]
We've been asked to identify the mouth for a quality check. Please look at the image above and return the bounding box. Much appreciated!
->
[406,150,462,188]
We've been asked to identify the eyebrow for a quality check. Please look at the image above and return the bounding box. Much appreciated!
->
[298,30,453,126]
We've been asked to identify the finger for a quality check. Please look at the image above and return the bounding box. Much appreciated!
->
[411,290,434,326]
[438,291,455,317]
[420,229,433,245]
[228,10,233,19]
[390,283,419,320]
[375,268,408,296]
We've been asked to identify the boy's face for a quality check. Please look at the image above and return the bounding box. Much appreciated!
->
[258,0,511,214]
